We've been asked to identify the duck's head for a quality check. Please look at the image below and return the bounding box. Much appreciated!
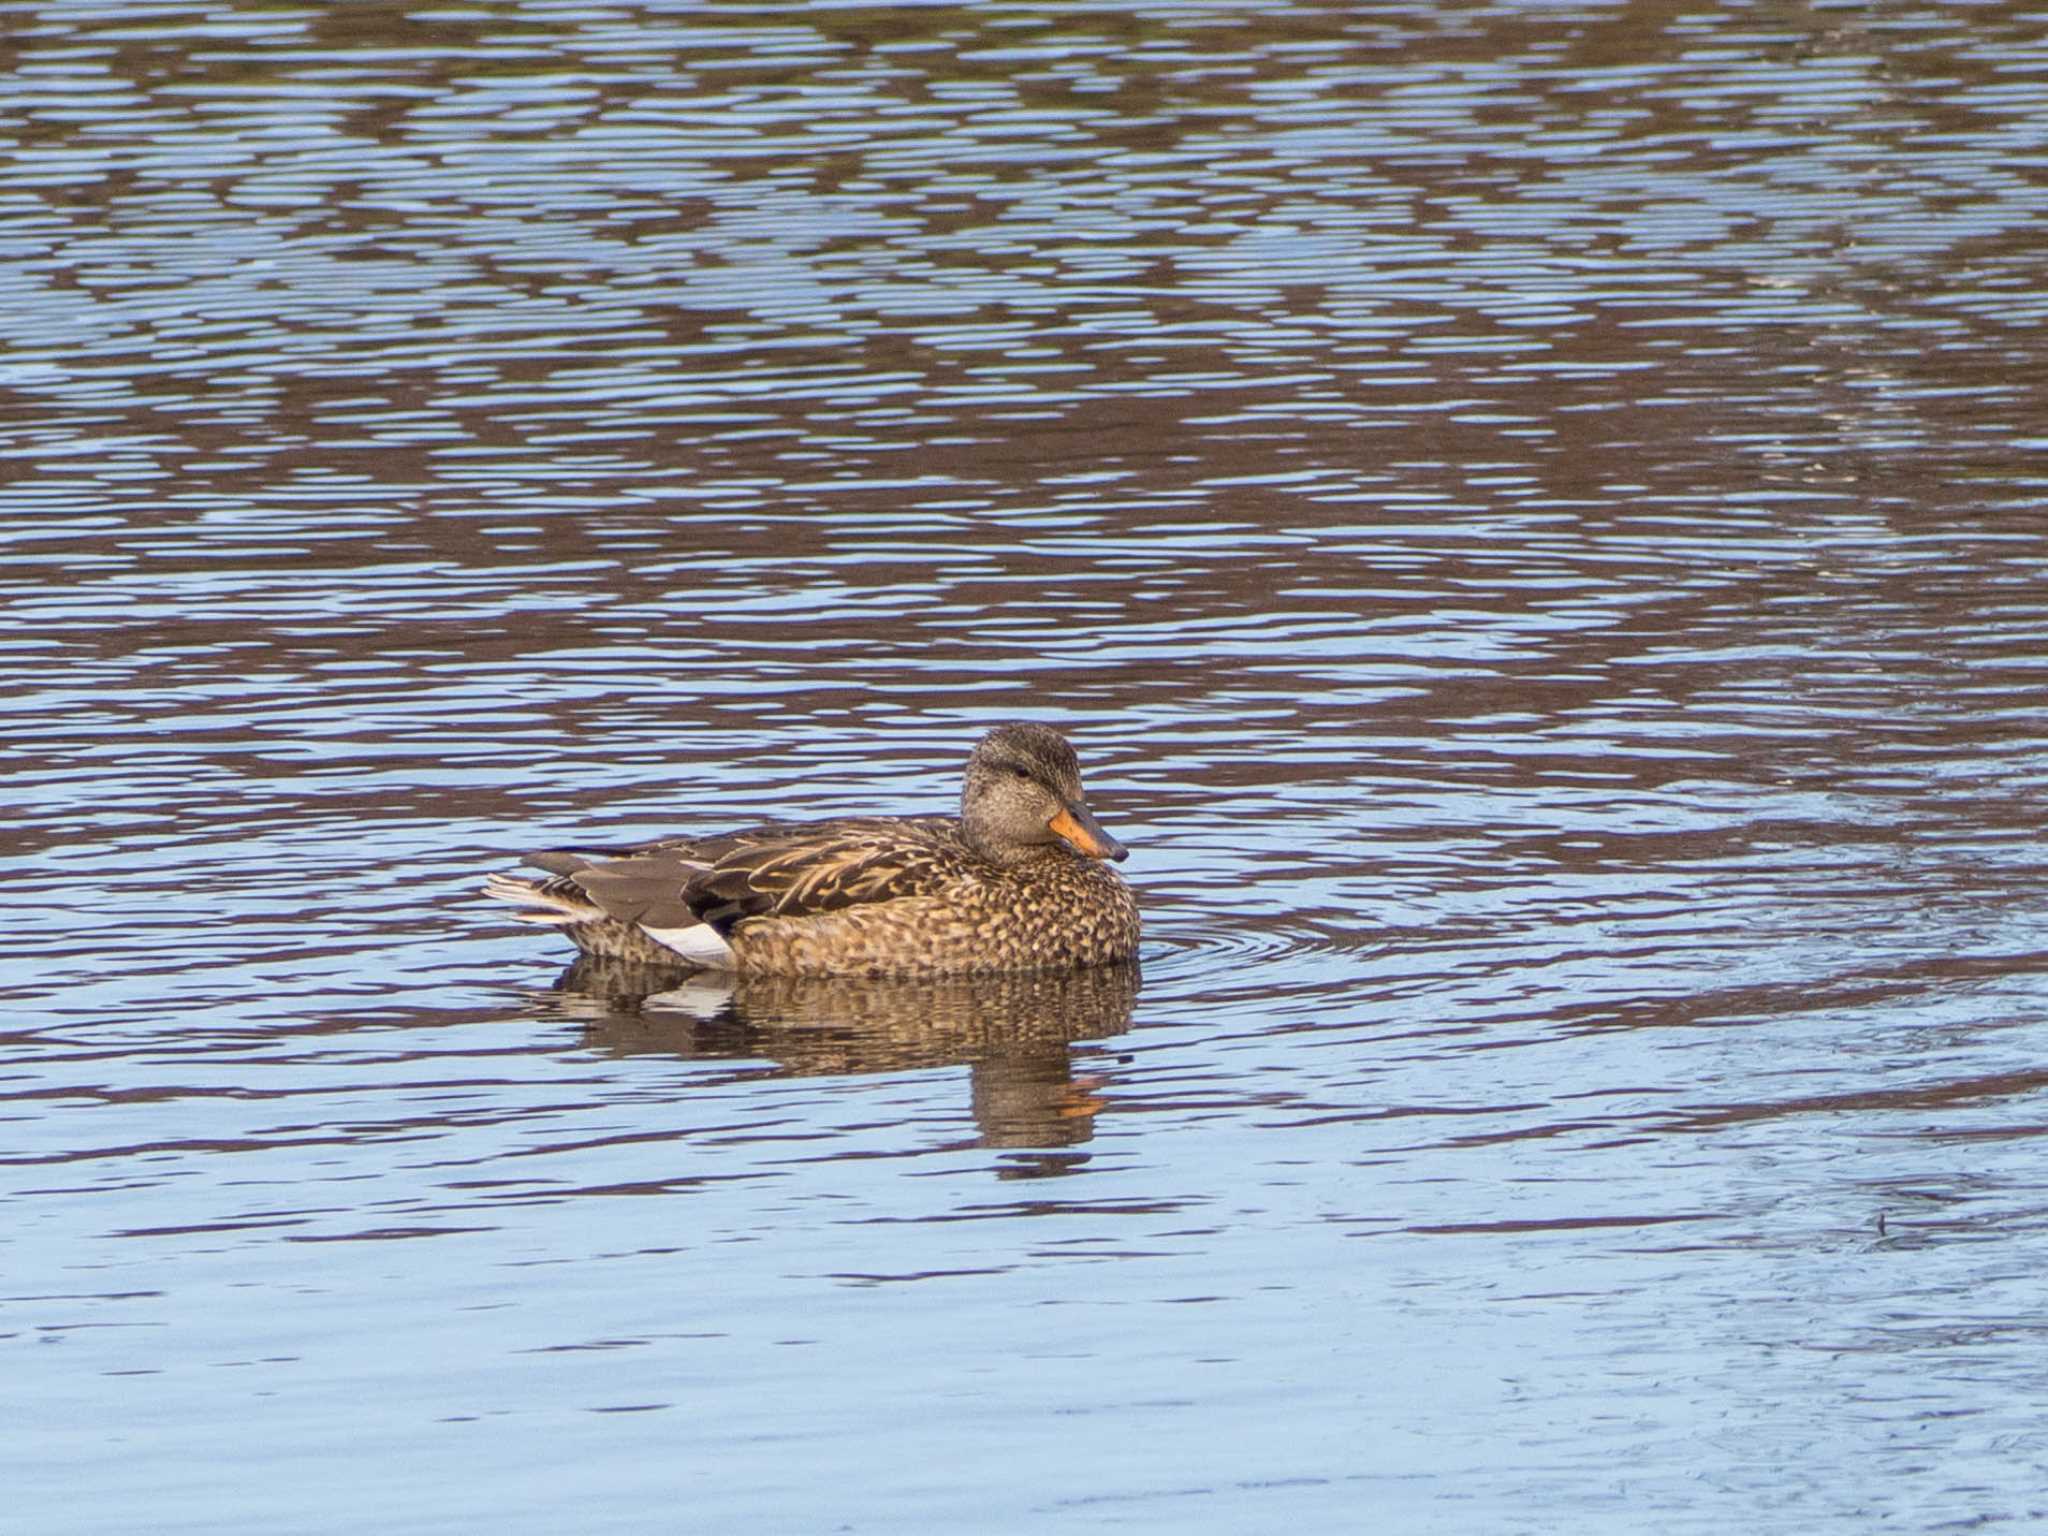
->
[961,722,1128,866]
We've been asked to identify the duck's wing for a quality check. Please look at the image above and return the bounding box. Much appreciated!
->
[535,817,967,937]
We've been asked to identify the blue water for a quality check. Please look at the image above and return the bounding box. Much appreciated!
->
[8,1,2048,1530]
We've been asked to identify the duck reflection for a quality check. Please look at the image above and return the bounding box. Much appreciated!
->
[547,959,1139,1151]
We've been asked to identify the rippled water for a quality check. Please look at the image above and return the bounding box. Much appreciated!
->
[9,1,2048,1529]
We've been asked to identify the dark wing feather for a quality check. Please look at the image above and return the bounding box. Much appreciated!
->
[562,854,711,930]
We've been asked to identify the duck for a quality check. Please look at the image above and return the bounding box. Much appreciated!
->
[483,722,1139,977]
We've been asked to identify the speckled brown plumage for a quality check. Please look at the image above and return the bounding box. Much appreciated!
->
[485,724,1140,977]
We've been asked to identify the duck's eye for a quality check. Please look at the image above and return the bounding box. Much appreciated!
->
[1009,765,1032,780]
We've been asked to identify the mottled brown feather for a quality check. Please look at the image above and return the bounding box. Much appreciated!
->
[695,822,964,928]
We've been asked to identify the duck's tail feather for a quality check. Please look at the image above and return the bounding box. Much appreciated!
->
[482,871,603,926]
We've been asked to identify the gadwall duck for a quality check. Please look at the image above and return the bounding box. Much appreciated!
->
[484,723,1138,977]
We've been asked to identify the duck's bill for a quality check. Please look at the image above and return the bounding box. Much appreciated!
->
[1049,803,1129,863]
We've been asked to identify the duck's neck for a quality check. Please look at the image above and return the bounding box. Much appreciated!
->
[960,820,1058,869]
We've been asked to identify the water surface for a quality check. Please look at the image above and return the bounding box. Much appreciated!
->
[8,1,2048,1530]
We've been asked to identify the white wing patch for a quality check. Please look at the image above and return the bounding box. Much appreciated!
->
[641,923,738,969]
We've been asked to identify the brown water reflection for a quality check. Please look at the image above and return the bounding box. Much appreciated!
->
[552,959,1137,1150]
[7,0,2048,1532]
